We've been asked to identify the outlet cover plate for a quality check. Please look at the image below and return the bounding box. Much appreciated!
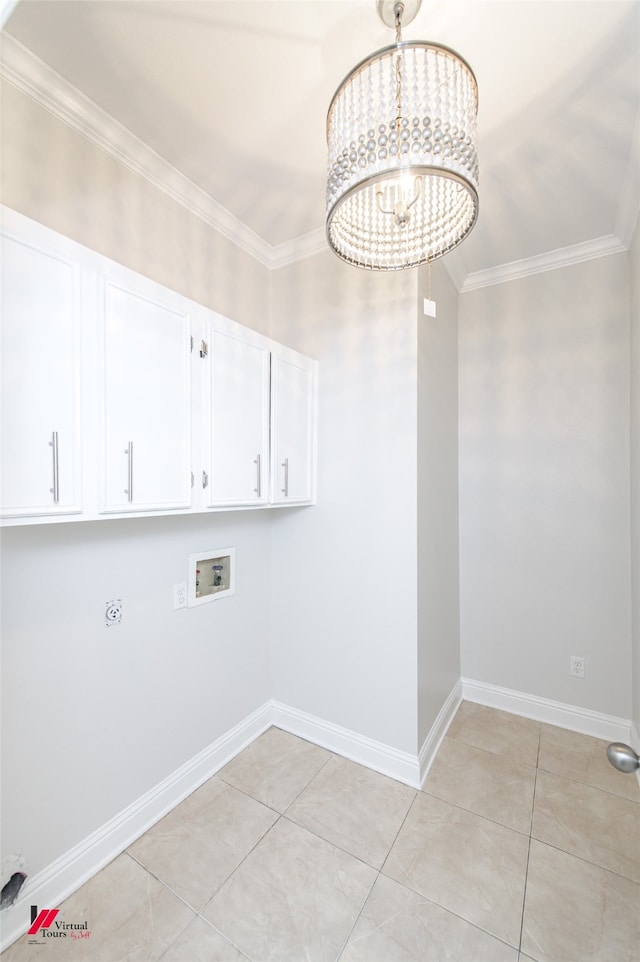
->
[173,583,187,609]
[570,655,585,678]
[105,599,122,627]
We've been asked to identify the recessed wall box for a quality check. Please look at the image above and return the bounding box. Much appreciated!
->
[188,548,235,607]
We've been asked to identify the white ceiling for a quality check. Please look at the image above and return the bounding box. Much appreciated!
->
[2,0,639,287]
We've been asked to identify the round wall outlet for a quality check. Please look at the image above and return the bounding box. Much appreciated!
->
[105,600,122,626]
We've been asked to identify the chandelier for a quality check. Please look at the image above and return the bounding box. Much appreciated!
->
[326,0,479,271]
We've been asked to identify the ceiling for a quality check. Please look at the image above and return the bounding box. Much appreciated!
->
[2,0,639,288]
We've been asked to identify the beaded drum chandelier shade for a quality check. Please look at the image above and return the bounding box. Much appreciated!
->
[326,0,479,271]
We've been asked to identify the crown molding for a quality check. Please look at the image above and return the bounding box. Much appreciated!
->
[269,227,328,269]
[459,233,628,293]
[1,32,636,284]
[0,34,279,268]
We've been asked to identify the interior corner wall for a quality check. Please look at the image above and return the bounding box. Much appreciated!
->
[269,251,419,755]
[417,263,460,748]
[459,255,632,718]
[0,81,273,879]
[629,217,640,744]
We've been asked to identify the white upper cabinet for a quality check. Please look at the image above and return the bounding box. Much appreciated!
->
[1,219,82,519]
[204,322,270,507]
[270,346,318,505]
[0,207,317,525]
[100,268,192,513]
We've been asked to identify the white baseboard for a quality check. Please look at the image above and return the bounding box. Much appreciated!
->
[461,678,632,743]
[0,700,423,952]
[0,702,273,953]
[5,683,631,952]
[270,700,421,788]
[418,680,463,788]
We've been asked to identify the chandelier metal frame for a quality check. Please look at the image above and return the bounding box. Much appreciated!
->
[325,1,479,271]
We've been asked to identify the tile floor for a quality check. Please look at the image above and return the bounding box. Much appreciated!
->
[3,702,639,962]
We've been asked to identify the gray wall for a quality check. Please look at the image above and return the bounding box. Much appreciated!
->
[1,82,271,333]
[459,255,632,718]
[1,82,274,878]
[417,264,461,747]
[630,219,640,746]
[270,252,420,754]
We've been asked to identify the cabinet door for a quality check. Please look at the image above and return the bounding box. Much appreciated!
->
[1,228,82,519]
[101,274,192,513]
[270,348,317,505]
[206,326,270,507]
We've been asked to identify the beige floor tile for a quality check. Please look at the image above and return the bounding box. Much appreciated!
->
[423,736,536,834]
[218,726,332,812]
[202,817,376,962]
[286,754,416,868]
[129,776,278,911]
[521,840,640,962]
[1,854,194,962]
[383,792,529,948]
[447,702,540,767]
[159,916,248,961]
[538,724,640,802]
[532,769,640,882]
[340,874,519,962]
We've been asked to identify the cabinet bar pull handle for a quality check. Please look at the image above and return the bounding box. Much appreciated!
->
[49,431,60,503]
[282,457,289,497]
[124,442,133,502]
[254,453,261,497]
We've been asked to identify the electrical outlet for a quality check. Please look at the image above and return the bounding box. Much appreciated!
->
[173,583,187,609]
[105,600,122,627]
[570,655,585,678]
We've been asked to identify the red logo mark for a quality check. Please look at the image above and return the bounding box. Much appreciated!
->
[28,909,59,935]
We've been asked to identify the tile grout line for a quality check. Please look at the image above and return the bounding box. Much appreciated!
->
[187,746,375,962]
[281,747,336,816]
[127,846,259,960]
[535,763,640,805]
[126,850,201,915]
[335,787,420,961]
[374,866,525,956]
[517,733,542,957]
[533,741,640,884]
[419,784,534,838]
[193,914,253,962]
[378,789,420,877]
[122,851,207,962]
[334,869,381,962]
[217,732,336,818]
[372,785,531,954]
[379,786,528,959]
[528,837,640,885]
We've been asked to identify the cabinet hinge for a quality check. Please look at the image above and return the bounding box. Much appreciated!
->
[200,339,208,358]
[191,471,194,488]
[202,470,209,489]
[190,336,194,353]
